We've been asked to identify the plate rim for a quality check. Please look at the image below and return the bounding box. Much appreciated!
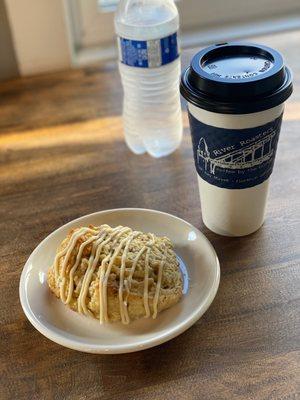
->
[19,208,220,354]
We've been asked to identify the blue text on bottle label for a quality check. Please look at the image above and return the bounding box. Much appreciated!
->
[188,112,283,189]
[118,32,179,68]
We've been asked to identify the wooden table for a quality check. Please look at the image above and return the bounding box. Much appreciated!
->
[0,30,299,400]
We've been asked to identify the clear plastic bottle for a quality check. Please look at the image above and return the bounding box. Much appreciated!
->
[115,0,182,158]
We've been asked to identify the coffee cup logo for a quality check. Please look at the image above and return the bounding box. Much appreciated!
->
[197,126,277,176]
[189,112,283,189]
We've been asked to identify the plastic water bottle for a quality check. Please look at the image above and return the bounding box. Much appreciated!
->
[115,0,182,158]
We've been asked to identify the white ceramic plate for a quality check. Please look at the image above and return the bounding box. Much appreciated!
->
[19,208,220,354]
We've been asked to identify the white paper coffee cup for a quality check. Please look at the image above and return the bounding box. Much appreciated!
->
[181,42,293,236]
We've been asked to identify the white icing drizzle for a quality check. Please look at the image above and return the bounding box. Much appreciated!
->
[122,245,147,323]
[143,234,155,318]
[101,228,132,322]
[118,231,141,324]
[65,234,100,304]
[77,230,108,315]
[56,227,99,301]
[152,246,167,319]
[79,225,125,315]
[54,225,167,324]
[54,227,98,282]
[98,253,110,324]
[98,226,131,323]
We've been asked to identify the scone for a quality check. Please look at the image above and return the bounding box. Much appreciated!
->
[47,224,183,324]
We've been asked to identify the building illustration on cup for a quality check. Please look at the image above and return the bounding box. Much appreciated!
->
[197,127,277,175]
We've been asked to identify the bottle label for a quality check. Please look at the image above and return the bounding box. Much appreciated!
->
[188,112,283,189]
[118,32,179,68]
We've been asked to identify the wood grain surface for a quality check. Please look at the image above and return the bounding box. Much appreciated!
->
[0,30,299,400]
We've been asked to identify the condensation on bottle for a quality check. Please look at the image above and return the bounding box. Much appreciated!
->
[114,0,183,158]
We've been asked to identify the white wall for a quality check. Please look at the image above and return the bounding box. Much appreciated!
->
[0,0,19,80]
[4,0,300,76]
[77,0,300,48]
[5,0,71,76]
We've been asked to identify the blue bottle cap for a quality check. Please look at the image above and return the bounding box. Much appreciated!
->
[180,42,293,114]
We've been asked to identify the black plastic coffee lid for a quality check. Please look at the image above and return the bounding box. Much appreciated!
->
[180,42,293,114]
